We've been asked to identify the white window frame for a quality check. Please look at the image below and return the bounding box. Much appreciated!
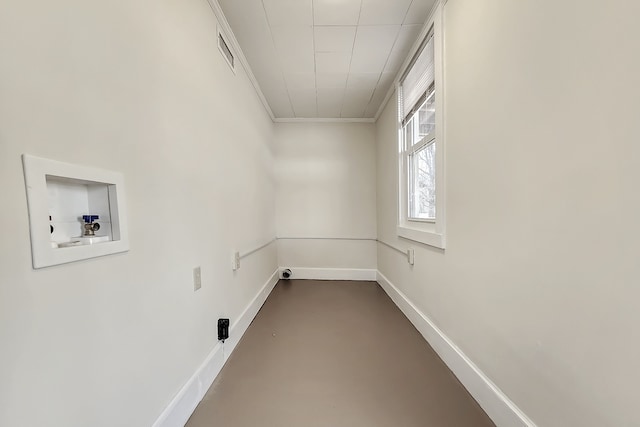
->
[397,3,445,249]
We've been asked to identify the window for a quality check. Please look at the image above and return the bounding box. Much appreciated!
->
[397,5,445,248]
[405,87,436,220]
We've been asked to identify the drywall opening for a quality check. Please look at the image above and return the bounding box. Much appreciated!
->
[46,175,116,246]
[22,154,129,268]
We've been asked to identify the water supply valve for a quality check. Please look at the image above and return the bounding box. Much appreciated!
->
[82,215,101,236]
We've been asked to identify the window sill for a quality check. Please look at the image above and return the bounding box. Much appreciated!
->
[397,225,445,249]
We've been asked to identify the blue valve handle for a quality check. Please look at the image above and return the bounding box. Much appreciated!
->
[82,215,99,223]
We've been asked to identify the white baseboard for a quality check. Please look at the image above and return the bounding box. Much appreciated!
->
[376,271,536,427]
[281,267,377,281]
[153,269,280,427]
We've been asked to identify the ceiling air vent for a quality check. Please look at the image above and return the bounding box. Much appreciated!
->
[218,30,235,72]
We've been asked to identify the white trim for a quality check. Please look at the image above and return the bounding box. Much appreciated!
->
[280,267,377,281]
[205,0,275,121]
[273,117,376,124]
[376,271,536,427]
[397,225,445,249]
[277,236,376,241]
[152,269,280,427]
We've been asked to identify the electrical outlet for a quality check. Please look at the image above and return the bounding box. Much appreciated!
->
[232,251,240,271]
[193,266,202,291]
[407,249,415,265]
[218,318,230,342]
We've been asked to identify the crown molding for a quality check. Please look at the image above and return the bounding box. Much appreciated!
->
[273,117,376,124]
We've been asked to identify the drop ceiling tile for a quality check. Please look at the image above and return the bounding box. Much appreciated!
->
[359,0,413,25]
[350,51,387,74]
[353,25,401,57]
[383,49,407,75]
[341,108,366,118]
[284,73,316,90]
[288,88,316,103]
[314,26,357,52]
[364,71,395,116]
[256,73,295,117]
[280,54,316,73]
[397,24,424,51]
[384,24,422,73]
[289,89,316,100]
[291,103,318,118]
[293,105,318,118]
[364,92,384,117]
[232,23,292,116]
[315,52,352,74]
[364,99,382,117]
[345,73,381,93]
[318,106,342,118]
[341,99,367,118]
[316,73,348,89]
[254,71,293,113]
[346,87,374,103]
[277,52,316,75]
[271,26,314,55]
[377,71,396,91]
[271,25,315,73]
[263,0,313,26]
[404,0,436,25]
[317,87,345,101]
[317,87,345,117]
[289,88,318,117]
[313,0,362,26]
[253,70,287,93]
[269,94,296,117]
[317,105,343,118]
[350,25,400,73]
[294,107,318,118]
[240,34,283,80]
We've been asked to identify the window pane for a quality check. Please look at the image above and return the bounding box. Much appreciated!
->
[418,93,435,139]
[410,142,436,219]
[405,94,435,148]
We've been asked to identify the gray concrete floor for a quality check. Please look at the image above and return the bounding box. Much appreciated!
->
[186,280,494,427]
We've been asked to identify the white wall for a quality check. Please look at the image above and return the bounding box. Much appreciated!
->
[0,1,277,426]
[6,0,638,425]
[274,122,377,272]
[376,0,640,426]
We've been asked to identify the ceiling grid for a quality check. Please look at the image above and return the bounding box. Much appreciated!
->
[219,0,435,119]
